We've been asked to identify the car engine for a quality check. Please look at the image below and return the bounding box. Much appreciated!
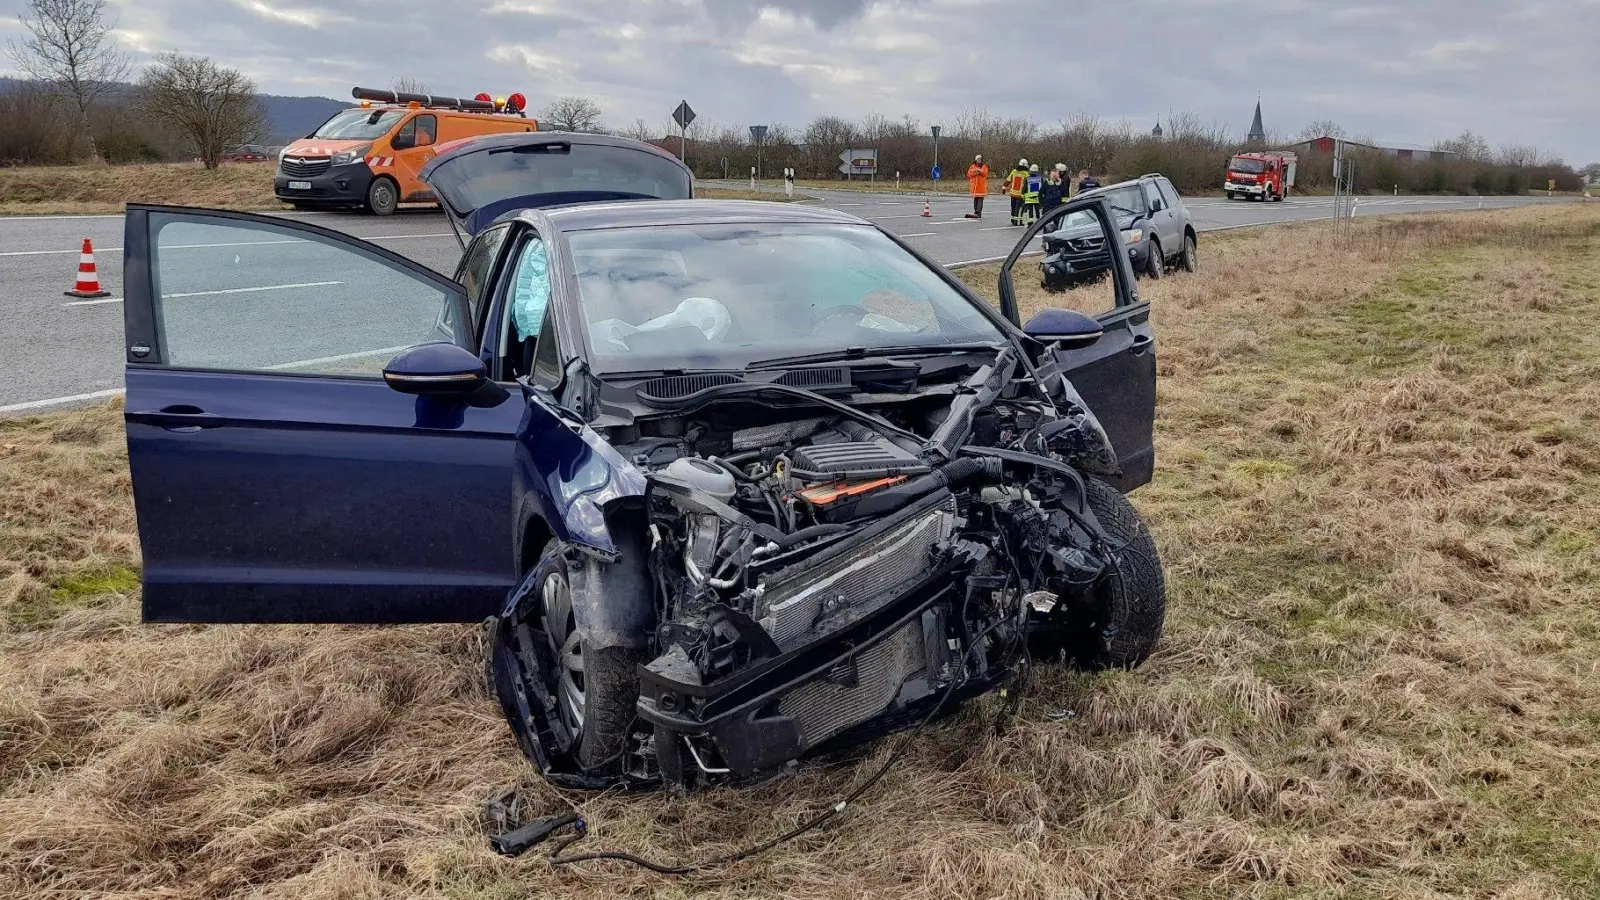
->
[606,360,1120,787]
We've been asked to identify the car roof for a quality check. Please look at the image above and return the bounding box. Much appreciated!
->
[535,199,872,231]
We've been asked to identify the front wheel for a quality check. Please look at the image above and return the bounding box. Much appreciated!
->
[1143,240,1163,279]
[499,543,645,776]
[1033,479,1167,670]
[365,176,399,216]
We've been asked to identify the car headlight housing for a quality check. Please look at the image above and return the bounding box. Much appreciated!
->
[331,144,372,166]
[1122,229,1143,245]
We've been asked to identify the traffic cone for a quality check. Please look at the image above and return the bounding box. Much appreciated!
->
[64,238,110,299]
[922,200,932,217]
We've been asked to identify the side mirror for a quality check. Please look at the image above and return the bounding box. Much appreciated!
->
[1023,308,1104,350]
[391,131,415,151]
[383,342,488,395]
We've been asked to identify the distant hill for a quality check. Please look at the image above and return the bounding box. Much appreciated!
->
[258,94,347,142]
[0,77,346,144]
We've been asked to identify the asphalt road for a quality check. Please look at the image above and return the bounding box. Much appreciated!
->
[0,187,1575,413]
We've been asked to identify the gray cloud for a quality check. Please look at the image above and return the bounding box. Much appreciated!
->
[1,0,1594,162]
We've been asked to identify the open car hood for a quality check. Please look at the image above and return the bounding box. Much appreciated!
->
[419,132,695,236]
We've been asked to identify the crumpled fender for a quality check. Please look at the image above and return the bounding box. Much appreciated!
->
[1048,375,1122,477]
[503,392,654,649]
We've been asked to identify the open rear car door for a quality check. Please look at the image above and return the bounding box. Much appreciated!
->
[997,196,1157,491]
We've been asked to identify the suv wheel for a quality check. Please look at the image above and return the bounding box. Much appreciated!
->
[365,177,399,216]
[1180,232,1198,272]
[1143,239,1163,279]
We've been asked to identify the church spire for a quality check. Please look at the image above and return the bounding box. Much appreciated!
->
[1247,98,1266,143]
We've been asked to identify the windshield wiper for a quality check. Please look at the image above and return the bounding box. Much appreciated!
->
[746,341,1003,371]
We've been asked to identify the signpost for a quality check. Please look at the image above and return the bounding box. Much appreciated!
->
[838,149,878,180]
[671,100,695,161]
[931,125,941,179]
[784,167,794,198]
[750,125,768,182]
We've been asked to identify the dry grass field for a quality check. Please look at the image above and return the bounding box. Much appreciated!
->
[2,205,1598,899]
[0,162,804,215]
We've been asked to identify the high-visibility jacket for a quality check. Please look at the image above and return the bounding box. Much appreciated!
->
[1023,173,1042,204]
[1006,167,1027,197]
[966,163,990,195]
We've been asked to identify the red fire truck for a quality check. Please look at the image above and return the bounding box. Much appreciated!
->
[1224,150,1296,201]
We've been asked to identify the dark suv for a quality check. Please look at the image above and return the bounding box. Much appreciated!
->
[1041,174,1196,289]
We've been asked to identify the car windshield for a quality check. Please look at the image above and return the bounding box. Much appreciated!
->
[565,223,1006,373]
[1098,186,1146,218]
[1230,157,1267,174]
[312,109,405,140]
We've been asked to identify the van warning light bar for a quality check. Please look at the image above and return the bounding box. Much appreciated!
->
[351,87,528,116]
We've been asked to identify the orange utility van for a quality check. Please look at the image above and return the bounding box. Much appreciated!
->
[275,87,538,215]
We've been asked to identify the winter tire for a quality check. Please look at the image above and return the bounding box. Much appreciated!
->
[1143,239,1163,279]
[365,177,399,216]
[510,542,646,775]
[1034,479,1167,671]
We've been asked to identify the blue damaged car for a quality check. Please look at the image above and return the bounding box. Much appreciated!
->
[122,132,1166,790]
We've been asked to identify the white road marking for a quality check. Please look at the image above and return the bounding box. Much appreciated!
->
[64,280,345,308]
[0,232,455,257]
[0,388,124,414]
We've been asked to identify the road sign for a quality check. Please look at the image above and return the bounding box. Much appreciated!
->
[931,165,941,180]
[750,125,768,144]
[672,101,695,130]
[931,125,941,140]
[838,149,877,176]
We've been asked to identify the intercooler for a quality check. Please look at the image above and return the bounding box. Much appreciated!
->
[753,492,958,746]
[754,493,958,648]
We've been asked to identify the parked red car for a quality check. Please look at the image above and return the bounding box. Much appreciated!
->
[221,144,271,162]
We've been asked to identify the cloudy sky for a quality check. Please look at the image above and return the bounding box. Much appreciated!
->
[3,0,1597,164]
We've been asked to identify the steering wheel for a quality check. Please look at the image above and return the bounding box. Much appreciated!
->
[810,304,871,334]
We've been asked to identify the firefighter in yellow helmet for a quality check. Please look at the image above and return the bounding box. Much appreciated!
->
[1006,158,1029,225]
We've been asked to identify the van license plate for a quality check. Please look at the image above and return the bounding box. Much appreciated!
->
[288,181,311,190]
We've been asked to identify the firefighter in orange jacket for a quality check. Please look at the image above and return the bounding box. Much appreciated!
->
[1006,158,1029,225]
[965,154,990,218]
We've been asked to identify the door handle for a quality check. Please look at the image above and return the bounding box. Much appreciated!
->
[1129,334,1154,355]
[135,404,226,432]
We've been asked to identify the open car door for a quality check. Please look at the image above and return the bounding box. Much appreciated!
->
[121,205,525,623]
[421,132,695,237]
[997,196,1157,491]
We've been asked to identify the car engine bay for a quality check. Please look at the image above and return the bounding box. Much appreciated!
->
[489,346,1147,790]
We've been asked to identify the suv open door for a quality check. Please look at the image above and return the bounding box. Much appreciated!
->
[997,196,1157,490]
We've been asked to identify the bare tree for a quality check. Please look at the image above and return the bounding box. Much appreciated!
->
[389,76,431,95]
[1296,119,1347,141]
[138,53,267,170]
[1432,129,1491,162]
[538,96,603,132]
[1495,143,1547,168]
[6,0,130,161]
